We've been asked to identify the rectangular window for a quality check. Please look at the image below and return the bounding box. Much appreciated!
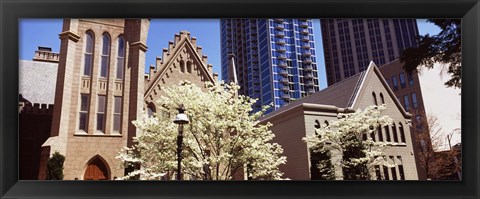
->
[399,73,406,88]
[97,95,106,133]
[392,76,399,91]
[100,55,109,78]
[79,94,89,131]
[84,53,93,76]
[375,165,382,180]
[378,126,383,141]
[116,57,124,79]
[407,73,414,86]
[113,96,122,133]
[385,126,391,142]
[411,92,418,109]
[403,95,410,111]
[383,165,390,180]
[390,156,397,180]
[397,156,405,180]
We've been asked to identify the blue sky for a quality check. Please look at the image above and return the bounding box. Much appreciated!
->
[19,19,441,90]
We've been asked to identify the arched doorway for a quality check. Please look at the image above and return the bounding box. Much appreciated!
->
[84,156,110,180]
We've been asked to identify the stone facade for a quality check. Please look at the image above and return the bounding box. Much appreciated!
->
[144,30,217,110]
[35,19,218,180]
[41,19,150,180]
[260,62,419,180]
[378,59,429,180]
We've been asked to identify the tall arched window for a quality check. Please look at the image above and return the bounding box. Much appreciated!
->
[399,123,406,143]
[100,33,111,78]
[392,123,399,142]
[116,36,125,79]
[372,92,378,106]
[187,61,192,73]
[84,31,94,76]
[380,93,385,104]
[180,60,185,73]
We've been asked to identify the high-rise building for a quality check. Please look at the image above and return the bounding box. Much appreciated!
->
[321,19,429,180]
[321,19,419,85]
[220,19,320,112]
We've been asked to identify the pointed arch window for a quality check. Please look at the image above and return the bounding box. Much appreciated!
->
[187,61,193,73]
[180,60,186,73]
[100,33,111,78]
[372,92,378,106]
[380,92,385,104]
[116,36,125,79]
[84,31,94,76]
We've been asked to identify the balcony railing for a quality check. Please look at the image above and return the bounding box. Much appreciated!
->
[280,78,289,83]
[278,61,288,68]
[274,18,284,23]
[302,50,312,57]
[275,31,285,37]
[279,70,288,76]
[275,39,285,45]
[281,94,290,99]
[301,35,310,41]
[276,46,286,52]
[281,86,289,91]
[277,54,287,60]
[275,23,284,30]
[299,21,309,28]
[304,65,313,71]
[300,29,309,35]
[302,43,311,49]
[33,50,60,62]
[303,58,312,64]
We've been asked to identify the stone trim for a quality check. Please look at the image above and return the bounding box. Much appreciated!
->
[58,31,81,42]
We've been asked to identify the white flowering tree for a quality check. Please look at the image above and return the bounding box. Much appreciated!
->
[117,82,286,180]
[304,105,396,180]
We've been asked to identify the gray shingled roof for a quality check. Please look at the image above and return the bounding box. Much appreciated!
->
[19,60,58,104]
[262,69,366,119]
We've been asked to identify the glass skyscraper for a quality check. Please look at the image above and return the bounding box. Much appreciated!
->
[220,19,320,112]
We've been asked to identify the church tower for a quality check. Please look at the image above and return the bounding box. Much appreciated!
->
[40,19,150,180]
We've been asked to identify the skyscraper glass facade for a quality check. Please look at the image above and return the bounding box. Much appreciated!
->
[221,19,320,113]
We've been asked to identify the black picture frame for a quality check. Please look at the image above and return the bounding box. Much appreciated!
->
[1,0,479,198]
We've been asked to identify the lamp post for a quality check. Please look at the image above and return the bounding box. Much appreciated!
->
[173,104,189,180]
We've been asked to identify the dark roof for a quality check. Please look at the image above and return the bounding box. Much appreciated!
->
[262,69,366,119]
[19,60,58,104]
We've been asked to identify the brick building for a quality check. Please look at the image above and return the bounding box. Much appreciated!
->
[260,62,419,180]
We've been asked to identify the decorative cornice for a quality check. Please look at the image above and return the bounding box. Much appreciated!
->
[58,31,80,43]
[130,41,148,52]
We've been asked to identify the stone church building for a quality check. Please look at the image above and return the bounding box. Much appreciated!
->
[19,19,217,180]
[260,62,419,180]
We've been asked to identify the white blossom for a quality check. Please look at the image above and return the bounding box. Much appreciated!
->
[116,81,286,180]
[304,105,396,180]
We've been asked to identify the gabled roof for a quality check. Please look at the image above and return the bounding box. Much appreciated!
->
[144,31,216,98]
[19,60,58,105]
[261,61,411,121]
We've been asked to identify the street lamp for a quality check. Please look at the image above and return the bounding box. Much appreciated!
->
[173,104,189,180]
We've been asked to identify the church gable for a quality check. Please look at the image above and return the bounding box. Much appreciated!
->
[350,62,411,119]
[144,31,218,105]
